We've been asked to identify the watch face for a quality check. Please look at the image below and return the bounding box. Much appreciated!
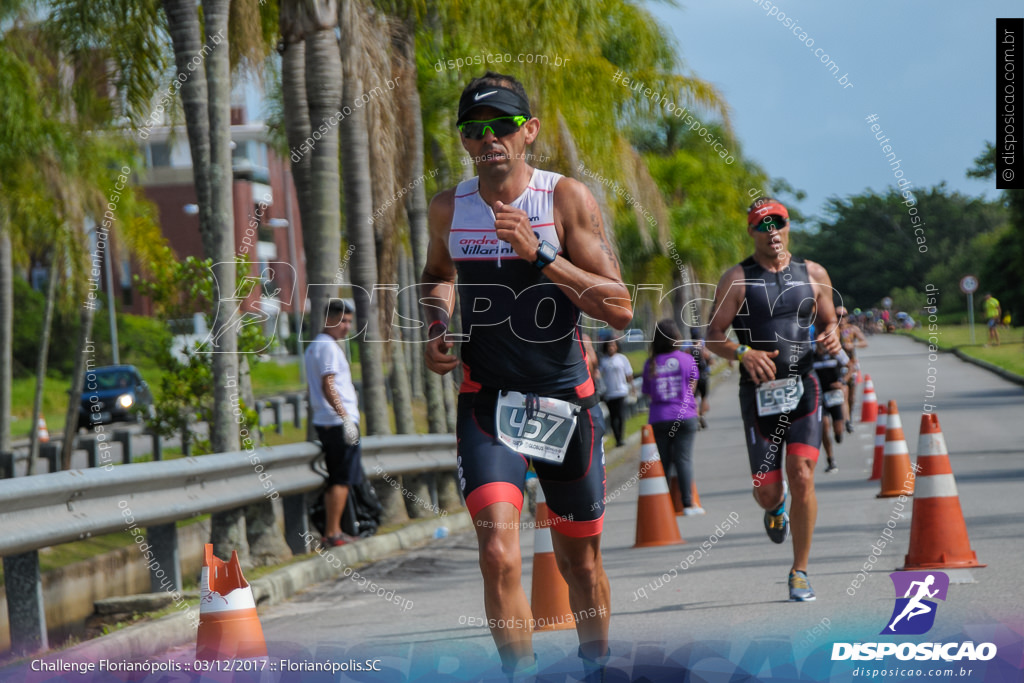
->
[536,240,557,267]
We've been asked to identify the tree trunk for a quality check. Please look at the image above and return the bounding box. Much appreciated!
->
[389,251,414,434]
[399,32,445,434]
[297,2,342,335]
[161,0,212,245]
[241,356,292,565]
[339,15,389,436]
[202,0,247,563]
[277,21,317,334]
[61,292,95,471]
[401,252,423,398]
[0,223,13,459]
[202,0,239,455]
[27,252,59,474]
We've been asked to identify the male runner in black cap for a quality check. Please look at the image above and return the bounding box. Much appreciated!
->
[705,197,841,602]
[420,71,631,677]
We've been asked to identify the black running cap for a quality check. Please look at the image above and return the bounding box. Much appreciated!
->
[457,84,531,125]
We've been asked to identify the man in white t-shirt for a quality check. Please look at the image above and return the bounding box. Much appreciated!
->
[304,300,362,547]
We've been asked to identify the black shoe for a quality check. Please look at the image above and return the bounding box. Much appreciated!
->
[834,431,843,444]
[845,420,855,434]
[579,646,610,683]
[825,461,839,474]
[763,505,789,544]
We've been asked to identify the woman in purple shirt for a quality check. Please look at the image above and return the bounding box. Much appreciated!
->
[642,320,704,514]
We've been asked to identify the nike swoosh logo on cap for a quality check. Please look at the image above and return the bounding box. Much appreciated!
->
[473,90,497,101]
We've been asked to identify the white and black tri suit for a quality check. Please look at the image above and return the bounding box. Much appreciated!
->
[449,169,605,537]
[733,256,823,485]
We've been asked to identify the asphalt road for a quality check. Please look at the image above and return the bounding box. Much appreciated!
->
[155,335,1024,681]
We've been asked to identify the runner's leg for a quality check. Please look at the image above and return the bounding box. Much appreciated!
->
[473,502,534,670]
[550,531,610,660]
[787,453,817,573]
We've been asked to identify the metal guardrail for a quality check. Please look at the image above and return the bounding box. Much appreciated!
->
[0,434,457,655]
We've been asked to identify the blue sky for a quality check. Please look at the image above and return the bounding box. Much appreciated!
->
[661,1,1015,225]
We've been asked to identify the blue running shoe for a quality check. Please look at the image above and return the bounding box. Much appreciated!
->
[789,570,816,601]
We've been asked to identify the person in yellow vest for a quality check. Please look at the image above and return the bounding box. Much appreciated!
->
[983,293,1001,346]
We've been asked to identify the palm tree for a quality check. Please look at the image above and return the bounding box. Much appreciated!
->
[336,0,392,435]
[26,248,60,474]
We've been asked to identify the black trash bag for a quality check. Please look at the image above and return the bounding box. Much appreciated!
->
[308,477,383,539]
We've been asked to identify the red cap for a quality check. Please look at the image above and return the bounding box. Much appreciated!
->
[747,201,790,227]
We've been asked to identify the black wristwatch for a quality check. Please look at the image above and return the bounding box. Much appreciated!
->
[533,240,557,270]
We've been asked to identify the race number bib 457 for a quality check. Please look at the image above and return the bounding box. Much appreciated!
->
[755,378,804,417]
[495,391,579,464]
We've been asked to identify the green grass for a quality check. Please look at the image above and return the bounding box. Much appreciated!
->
[0,516,208,587]
[903,324,1021,349]
[901,325,1023,378]
[250,359,306,395]
[960,345,1024,377]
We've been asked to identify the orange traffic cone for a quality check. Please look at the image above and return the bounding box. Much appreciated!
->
[902,414,985,570]
[530,487,575,632]
[668,475,684,515]
[868,405,887,481]
[859,375,878,423]
[634,425,684,548]
[877,401,915,498]
[196,544,267,660]
[691,482,703,511]
[668,477,704,516]
[36,417,50,443]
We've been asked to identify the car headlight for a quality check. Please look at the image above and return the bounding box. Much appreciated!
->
[117,393,134,409]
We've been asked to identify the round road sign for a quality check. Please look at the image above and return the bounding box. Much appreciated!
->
[960,275,979,294]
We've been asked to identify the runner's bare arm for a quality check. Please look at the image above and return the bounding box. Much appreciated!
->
[705,265,744,360]
[706,266,778,383]
[420,189,459,375]
[852,326,868,347]
[493,178,631,328]
[807,260,842,356]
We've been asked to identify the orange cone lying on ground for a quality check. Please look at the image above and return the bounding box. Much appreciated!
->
[36,417,49,443]
[530,487,575,632]
[196,544,267,660]
[868,405,888,481]
[859,374,878,423]
[902,413,985,570]
[878,401,915,498]
[634,425,684,548]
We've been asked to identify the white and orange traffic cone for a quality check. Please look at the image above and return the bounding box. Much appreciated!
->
[196,544,267,660]
[902,413,985,570]
[36,417,50,443]
[529,487,575,632]
[634,425,684,548]
[668,474,684,516]
[859,374,878,423]
[668,476,704,516]
[868,405,887,481]
[878,401,915,499]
